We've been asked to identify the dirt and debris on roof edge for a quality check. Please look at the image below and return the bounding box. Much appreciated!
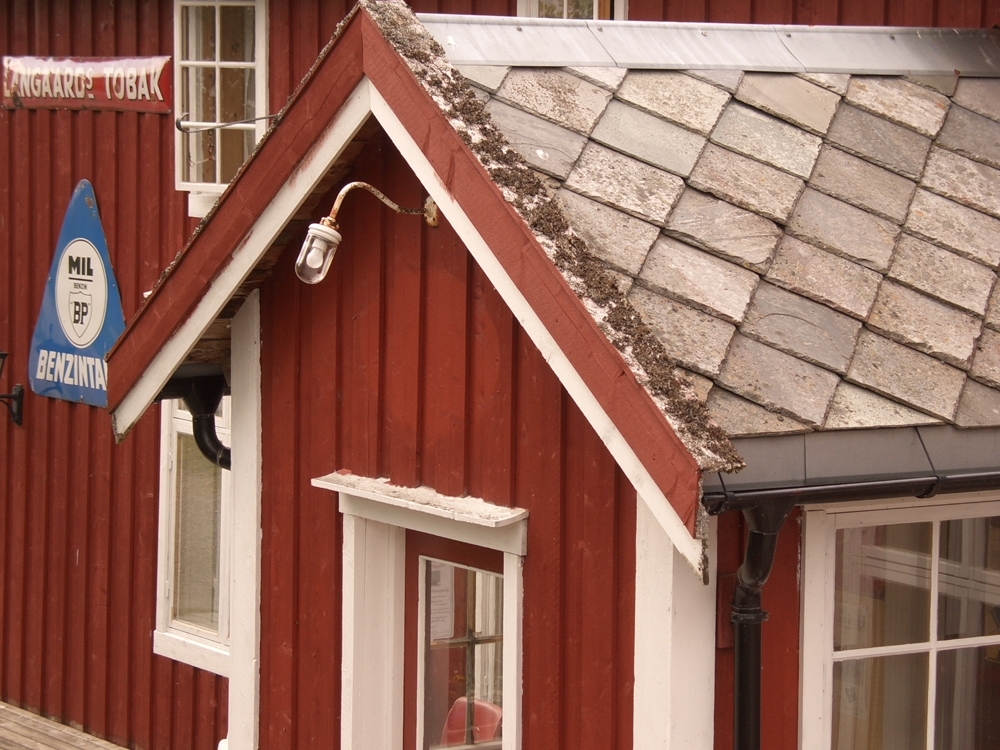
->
[363,0,743,475]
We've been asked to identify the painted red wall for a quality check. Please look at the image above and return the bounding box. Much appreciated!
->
[257,131,636,750]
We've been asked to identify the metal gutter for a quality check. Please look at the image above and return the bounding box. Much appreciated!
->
[418,14,1000,75]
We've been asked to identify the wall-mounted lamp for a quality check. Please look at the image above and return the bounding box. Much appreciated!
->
[0,351,24,426]
[295,181,438,284]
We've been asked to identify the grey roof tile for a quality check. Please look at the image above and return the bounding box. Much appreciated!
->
[485,99,588,179]
[742,282,862,374]
[736,73,840,134]
[922,147,1000,219]
[905,189,1000,268]
[986,285,1000,332]
[628,286,735,377]
[564,142,684,224]
[937,105,1000,170]
[825,382,942,429]
[679,368,714,402]
[904,75,959,97]
[847,330,965,420]
[955,378,1000,427]
[616,71,730,135]
[888,234,995,316]
[706,387,810,437]
[797,72,850,95]
[786,188,899,273]
[810,145,916,223]
[688,143,804,223]
[971,328,1000,389]
[686,68,743,93]
[591,99,706,176]
[952,78,1000,122]
[867,281,982,369]
[766,235,881,319]
[717,334,840,426]
[456,65,509,92]
[557,188,660,275]
[826,104,931,180]
[565,66,627,90]
[496,68,611,134]
[846,76,950,137]
[638,235,759,324]
[665,188,781,272]
[710,101,822,178]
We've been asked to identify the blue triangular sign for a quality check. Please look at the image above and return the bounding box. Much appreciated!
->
[29,180,125,407]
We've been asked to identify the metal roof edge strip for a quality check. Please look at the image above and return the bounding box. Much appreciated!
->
[417,14,1000,75]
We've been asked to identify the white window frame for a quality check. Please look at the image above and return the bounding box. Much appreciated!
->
[800,492,1000,749]
[312,474,525,750]
[173,0,269,217]
[516,0,627,20]
[155,394,233,676]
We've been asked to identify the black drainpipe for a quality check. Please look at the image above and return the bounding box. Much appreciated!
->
[155,373,231,470]
[730,498,795,750]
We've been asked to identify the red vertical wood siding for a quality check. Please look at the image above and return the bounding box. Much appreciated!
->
[258,132,636,750]
[628,0,999,24]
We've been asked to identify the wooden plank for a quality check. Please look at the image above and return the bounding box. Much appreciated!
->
[0,702,123,750]
[614,468,636,750]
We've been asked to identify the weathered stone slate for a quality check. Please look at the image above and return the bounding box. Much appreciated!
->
[847,331,965,420]
[591,99,706,177]
[904,75,958,97]
[971,328,1000,389]
[706,387,810,437]
[742,282,862,374]
[922,147,1000,219]
[717,334,840,426]
[810,145,916,223]
[665,188,782,272]
[638,235,759,324]
[905,189,1000,268]
[868,281,982,369]
[953,78,1000,123]
[798,72,850,95]
[826,104,931,180]
[679,369,714,403]
[496,68,611,134]
[566,66,627,90]
[565,143,684,224]
[456,65,509,92]
[616,71,730,135]
[937,105,1000,170]
[557,188,660,276]
[710,101,822,178]
[736,73,840,134]
[846,77,950,137]
[628,286,735,377]
[955,378,1000,428]
[888,234,995,316]
[686,68,743,93]
[485,99,588,179]
[787,188,899,272]
[986,285,1000,331]
[688,143,804,223]
[825,383,941,429]
[766,235,881,319]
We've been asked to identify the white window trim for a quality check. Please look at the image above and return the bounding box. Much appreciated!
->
[155,395,233,677]
[516,0,628,20]
[312,474,525,750]
[173,0,269,217]
[800,491,1000,750]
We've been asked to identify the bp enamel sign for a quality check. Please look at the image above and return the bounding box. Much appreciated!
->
[29,180,124,407]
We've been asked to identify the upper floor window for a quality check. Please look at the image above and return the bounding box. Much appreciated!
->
[518,0,622,20]
[174,1,267,215]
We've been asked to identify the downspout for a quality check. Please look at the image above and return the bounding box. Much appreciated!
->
[730,499,795,750]
[182,375,232,471]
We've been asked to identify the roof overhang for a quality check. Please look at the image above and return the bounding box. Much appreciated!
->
[107,4,710,573]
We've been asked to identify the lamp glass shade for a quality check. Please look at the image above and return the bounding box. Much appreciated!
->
[294,223,342,284]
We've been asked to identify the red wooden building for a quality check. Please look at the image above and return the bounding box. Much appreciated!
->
[4,2,1000,750]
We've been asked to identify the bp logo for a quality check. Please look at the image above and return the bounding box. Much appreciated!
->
[54,238,107,348]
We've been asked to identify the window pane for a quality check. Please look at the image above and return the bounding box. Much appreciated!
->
[537,0,564,18]
[836,523,932,650]
[935,647,1000,749]
[219,128,254,182]
[173,433,222,630]
[181,66,217,122]
[938,516,1000,640]
[182,130,217,184]
[567,0,594,18]
[219,67,255,123]
[181,5,216,61]
[220,5,255,62]
[833,653,928,750]
[425,561,503,749]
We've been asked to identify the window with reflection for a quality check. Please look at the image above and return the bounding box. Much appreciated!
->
[831,513,1000,750]
[519,0,616,20]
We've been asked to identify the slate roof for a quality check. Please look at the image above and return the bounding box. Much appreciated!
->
[447,54,1000,438]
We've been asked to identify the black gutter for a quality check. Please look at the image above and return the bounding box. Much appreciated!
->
[704,469,1000,750]
[155,373,232,471]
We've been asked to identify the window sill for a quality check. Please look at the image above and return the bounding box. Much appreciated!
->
[153,628,230,676]
[185,189,225,219]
